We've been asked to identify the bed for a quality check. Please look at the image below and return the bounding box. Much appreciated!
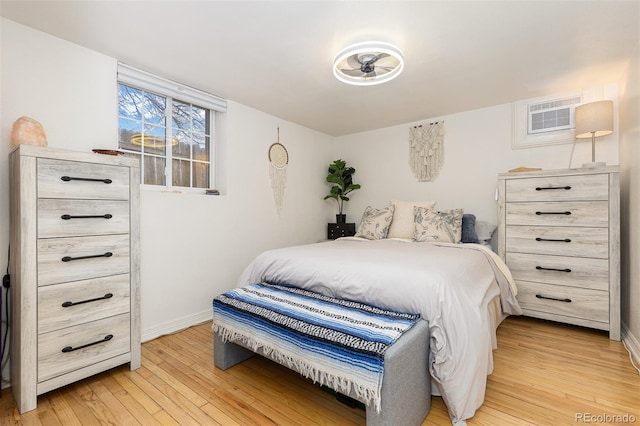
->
[234,236,521,425]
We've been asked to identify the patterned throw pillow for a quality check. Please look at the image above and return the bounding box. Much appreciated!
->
[386,199,437,239]
[355,205,395,240]
[413,207,463,243]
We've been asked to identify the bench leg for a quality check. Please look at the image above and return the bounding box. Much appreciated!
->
[213,332,255,370]
[364,320,431,426]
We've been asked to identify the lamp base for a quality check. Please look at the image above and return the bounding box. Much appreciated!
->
[582,161,606,168]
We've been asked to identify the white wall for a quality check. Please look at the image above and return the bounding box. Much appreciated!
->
[334,96,619,226]
[139,101,335,339]
[0,19,335,388]
[619,40,640,360]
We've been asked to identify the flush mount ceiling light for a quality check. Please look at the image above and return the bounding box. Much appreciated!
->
[333,41,404,86]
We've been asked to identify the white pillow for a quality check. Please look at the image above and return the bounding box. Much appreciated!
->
[475,220,497,243]
[413,207,464,243]
[386,199,437,239]
[355,205,395,240]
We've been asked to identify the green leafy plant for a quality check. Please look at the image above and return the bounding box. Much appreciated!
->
[324,159,361,215]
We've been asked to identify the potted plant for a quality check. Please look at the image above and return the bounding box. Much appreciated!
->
[324,159,361,223]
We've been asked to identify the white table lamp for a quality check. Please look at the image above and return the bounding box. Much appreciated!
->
[575,100,613,168]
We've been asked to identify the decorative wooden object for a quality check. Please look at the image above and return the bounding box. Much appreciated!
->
[497,167,620,340]
[9,145,141,413]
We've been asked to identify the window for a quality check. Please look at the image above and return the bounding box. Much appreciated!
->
[118,84,212,188]
[117,63,227,189]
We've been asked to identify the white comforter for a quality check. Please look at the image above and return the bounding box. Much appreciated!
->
[237,237,521,424]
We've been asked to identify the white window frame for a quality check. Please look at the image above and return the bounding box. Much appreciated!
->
[117,63,227,192]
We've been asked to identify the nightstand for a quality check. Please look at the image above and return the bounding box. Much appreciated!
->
[497,167,620,340]
[327,223,356,240]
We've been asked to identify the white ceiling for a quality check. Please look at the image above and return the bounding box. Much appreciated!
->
[1,1,639,137]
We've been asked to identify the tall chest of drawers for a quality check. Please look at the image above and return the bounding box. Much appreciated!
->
[9,145,141,413]
[497,167,620,341]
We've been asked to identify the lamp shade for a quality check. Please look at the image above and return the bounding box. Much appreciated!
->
[575,100,614,139]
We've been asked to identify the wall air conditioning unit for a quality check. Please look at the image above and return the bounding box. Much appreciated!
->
[527,95,582,135]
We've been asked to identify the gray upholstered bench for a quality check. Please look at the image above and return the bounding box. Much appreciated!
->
[213,318,431,426]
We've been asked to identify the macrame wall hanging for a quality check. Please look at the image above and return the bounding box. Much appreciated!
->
[408,121,445,182]
[268,127,289,215]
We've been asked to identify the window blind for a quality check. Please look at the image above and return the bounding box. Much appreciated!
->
[117,63,227,112]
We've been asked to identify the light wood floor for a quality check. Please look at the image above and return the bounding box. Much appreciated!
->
[2,316,639,425]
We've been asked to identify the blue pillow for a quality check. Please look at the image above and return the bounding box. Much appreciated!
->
[461,214,480,244]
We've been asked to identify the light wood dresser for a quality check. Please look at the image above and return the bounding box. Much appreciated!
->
[497,167,620,340]
[9,145,141,413]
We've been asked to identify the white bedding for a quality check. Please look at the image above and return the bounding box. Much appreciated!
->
[237,237,521,425]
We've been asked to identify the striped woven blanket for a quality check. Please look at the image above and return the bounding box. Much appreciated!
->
[212,282,421,412]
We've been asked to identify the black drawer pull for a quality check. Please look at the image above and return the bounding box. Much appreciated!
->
[61,214,113,220]
[535,186,571,191]
[61,176,113,184]
[61,334,113,353]
[535,294,572,303]
[535,237,571,243]
[535,211,572,215]
[536,266,572,273]
[62,293,113,308]
[61,252,113,262]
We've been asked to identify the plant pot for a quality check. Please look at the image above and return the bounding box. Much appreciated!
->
[336,214,346,224]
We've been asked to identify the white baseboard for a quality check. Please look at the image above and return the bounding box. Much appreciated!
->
[142,309,212,343]
[622,322,640,367]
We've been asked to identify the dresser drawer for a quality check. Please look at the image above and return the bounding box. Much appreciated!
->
[37,234,130,286]
[38,199,130,238]
[516,281,608,323]
[38,274,130,334]
[505,226,608,258]
[506,253,609,291]
[38,313,130,382]
[505,173,609,202]
[505,201,608,227]
[38,158,130,200]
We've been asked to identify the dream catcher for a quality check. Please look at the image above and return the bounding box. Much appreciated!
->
[268,127,289,215]
[409,121,445,182]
